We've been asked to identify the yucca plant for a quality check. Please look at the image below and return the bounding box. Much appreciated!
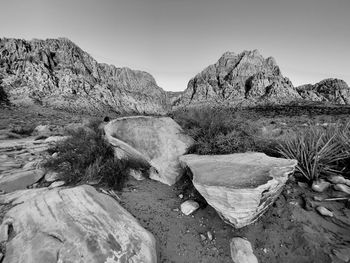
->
[277,124,350,182]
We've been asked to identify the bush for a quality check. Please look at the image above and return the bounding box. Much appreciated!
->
[44,121,148,190]
[172,107,277,155]
[277,123,350,182]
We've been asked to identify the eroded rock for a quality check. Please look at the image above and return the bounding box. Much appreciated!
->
[180,153,297,228]
[230,237,258,263]
[312,179,330,193]
[104,116,194,185]
[0,185,157,263]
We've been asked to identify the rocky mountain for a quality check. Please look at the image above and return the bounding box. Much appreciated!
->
[296,78,350,105]
[173,50,302,107]
[0,38,168,114]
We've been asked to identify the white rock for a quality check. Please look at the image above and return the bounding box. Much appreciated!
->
[312,179,330,192]
[180,153,297,228]
[230,237,258,263]
[329,175,350,186]
[334,184,350,195]
[180,200,199,215]
[129,169,145,181]
[0,185,157,263]
[207,231,213,241]
[44,171,59,182]
[48,180,65,189]
[104,116,194,185]
[316,206,333,217]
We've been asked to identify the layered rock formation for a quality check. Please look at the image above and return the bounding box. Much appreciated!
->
[174,50,302,107]
[0,185,157,263]
[0,38,168,114]
[180,153,297,228]
[104,116,194,185]
[296,78,350,105]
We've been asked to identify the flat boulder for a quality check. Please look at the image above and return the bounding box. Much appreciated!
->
[104,116,194,185]
[180,153,297,228]
[0,185,157,263]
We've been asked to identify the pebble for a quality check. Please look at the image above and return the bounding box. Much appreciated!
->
[178,194,184,199]
[328,175,350,186]
[207,231,213,241]
[200,234,207,241]
[48,180,65,189]
[230,237,258,263]
[180,200,199,216]
[312,179,330,192]
[334,184,350,195]
[316,206,333,217]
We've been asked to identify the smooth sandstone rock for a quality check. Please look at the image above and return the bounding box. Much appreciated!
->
[0,185,157,263]
[180,153,297,228]
[180,200,199,215]
[230,237,258,263]
[104,116,194,185]
[0,169,45,192]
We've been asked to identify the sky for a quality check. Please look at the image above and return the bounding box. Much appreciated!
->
[0,0,349,91]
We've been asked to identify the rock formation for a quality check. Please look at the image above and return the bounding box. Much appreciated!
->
[296,78,350,105]
[0,38,168,114]
[104,116,194,185]
[174,50,302,107]
[180,153,297,228]
[0,185,157,263]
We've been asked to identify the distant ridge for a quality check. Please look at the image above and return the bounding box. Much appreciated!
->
[173,50,350,108]
[0,38,168,114]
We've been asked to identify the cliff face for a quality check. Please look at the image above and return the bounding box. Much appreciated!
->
[296,79,350,105]
[0,38,168,114]
[174,50,302,107]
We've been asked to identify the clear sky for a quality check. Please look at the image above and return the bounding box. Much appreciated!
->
[0,0,349,91]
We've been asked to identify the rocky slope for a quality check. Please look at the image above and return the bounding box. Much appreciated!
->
[173,50,302,107]
[0,38,168,114]
[296,78,350,105]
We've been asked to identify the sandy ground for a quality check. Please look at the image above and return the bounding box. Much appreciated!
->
[119,176,350,263]
[1,104,350,263]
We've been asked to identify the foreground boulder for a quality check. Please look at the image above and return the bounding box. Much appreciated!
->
[0,185,157,263]
[230,237,258,263]
[104,116,194,185]
[180,153,297,228]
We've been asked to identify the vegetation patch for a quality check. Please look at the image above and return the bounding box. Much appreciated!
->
[44,120,148,190]
[278,123,350,182]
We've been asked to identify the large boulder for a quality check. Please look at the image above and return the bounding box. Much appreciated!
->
[180,153,297,228]
[0,185,157,263]
[104,116,194,185]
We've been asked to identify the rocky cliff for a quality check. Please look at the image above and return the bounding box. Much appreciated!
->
[173,50,302,107]
[0,38,168,114]
[296,78,350,105]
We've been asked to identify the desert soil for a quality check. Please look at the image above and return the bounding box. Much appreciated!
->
[1,104,350,263]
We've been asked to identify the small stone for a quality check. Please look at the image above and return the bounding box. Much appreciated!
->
[45,171,60,182]
[52,152,58,158]
[328,175,350,186]
[179,194,184,199]
[298,182,309,189]
[180,200,199,215]
[49,181,65,189]
[313,196,323,201]
[334,184,350,195]
[207,231,213,241]
[200,234,207,241]
[172,208,180,212]
[316,206,333,217]
[129,169,145,181]
[230,237,258,263]
[312,179,330,193]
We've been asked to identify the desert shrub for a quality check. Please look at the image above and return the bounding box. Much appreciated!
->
[0,85,9,105]
[172,107,277,155]
[10,124,36,136]
[277,123,350,182]
[44,120,148,190]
